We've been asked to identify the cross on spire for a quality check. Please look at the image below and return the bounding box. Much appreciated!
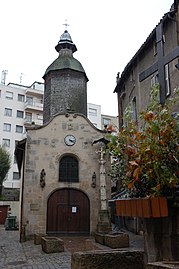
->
[63,19,69,31]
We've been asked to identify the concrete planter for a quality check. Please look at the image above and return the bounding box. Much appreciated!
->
[147,261,179,269]
[34,233,46,245]
[94,233,105,245]
[41,237,64,253]
[104,233,129,248]
[95,232,129,248]
[115,197,168,218]
[71,250,144,269]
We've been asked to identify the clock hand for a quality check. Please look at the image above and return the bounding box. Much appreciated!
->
[69,139,75,142]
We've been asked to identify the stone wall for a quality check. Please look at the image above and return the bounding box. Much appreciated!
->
[43,69,87,124]
[71,250,144,269]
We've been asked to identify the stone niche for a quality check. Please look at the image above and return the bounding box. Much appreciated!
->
[41,237,64,253]
[71,250,144,269]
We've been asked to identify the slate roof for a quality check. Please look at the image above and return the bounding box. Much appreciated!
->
[43,55,87,78]
[43,29,88,80]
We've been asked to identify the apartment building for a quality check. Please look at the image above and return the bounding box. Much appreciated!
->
[0,81,44,189]
[101,114,119,131]
[87,103,101,128]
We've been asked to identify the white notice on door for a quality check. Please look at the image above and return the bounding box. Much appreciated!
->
[72,206,77,213]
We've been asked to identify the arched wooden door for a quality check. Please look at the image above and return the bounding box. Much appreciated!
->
[47,188,90,235]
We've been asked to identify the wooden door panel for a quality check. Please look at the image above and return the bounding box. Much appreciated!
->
[0,206,8,225]
[47,188,90,235]
[57,204,69,232]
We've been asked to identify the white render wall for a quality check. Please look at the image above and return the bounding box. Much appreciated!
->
[0,82,44,188]
[87,103,101,129]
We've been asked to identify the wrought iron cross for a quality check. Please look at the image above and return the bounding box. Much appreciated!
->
[63,19,69,30]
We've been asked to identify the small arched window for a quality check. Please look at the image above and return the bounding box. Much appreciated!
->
[59,155,79,182]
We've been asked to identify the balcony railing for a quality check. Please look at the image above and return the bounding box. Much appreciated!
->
[25,88,43,97]
[24,101,43,111]
[24,117,43,126]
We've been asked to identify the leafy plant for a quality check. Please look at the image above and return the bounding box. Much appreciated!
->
[0,145,11,194]
[108,86,179,197]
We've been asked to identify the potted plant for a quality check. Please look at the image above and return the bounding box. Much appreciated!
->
[108,86,179,218]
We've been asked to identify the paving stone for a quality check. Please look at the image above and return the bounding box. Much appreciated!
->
[0,225,144,269]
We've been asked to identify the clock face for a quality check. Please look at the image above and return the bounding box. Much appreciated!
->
[64,135,76,146]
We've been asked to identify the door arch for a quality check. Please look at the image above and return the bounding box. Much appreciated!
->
[47,188,90,235]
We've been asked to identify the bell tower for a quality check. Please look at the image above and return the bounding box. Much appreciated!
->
[43,30,88,124]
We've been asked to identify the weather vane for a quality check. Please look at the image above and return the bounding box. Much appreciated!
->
[63,19,69,30]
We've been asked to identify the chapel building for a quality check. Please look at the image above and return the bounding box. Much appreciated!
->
[16,30,111,240]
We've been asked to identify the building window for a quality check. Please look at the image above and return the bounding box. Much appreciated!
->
[25,112,32,123]
[154,42,157,56]
[151,73,159,87]
[88,108,97,116]
[14,141,18,163]
[14,155,17,163]
[130,70,134,82]
[6,91,13,99]
[2,139,10,147]
[18,94,25,102]
[0,90,1,97]
[103,118,111,126]
[13,172,20,180]
[4,108,12,117]
[17,110,24,118]
[132,97,137,122]
[3,123,11,132]
[59,155,79,182]
[16,125,23,133]
[165,64,171,96]
[26,96,33,105]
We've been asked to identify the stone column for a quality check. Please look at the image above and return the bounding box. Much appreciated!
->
[96,146,111,234]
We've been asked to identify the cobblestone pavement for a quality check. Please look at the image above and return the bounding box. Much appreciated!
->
[0,226,71,269]
[0,226,144,269]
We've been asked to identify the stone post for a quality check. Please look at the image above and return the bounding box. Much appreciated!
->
[96,145,111,234]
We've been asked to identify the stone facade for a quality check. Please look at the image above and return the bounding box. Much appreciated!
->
[43,69,87,123]
[20,113,111,238]
[114,2,179,129]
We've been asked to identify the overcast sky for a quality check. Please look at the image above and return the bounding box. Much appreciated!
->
[0,0,174,116]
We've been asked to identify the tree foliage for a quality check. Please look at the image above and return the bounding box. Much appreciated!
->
[0,145,11,186]
[107,86,179,197]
